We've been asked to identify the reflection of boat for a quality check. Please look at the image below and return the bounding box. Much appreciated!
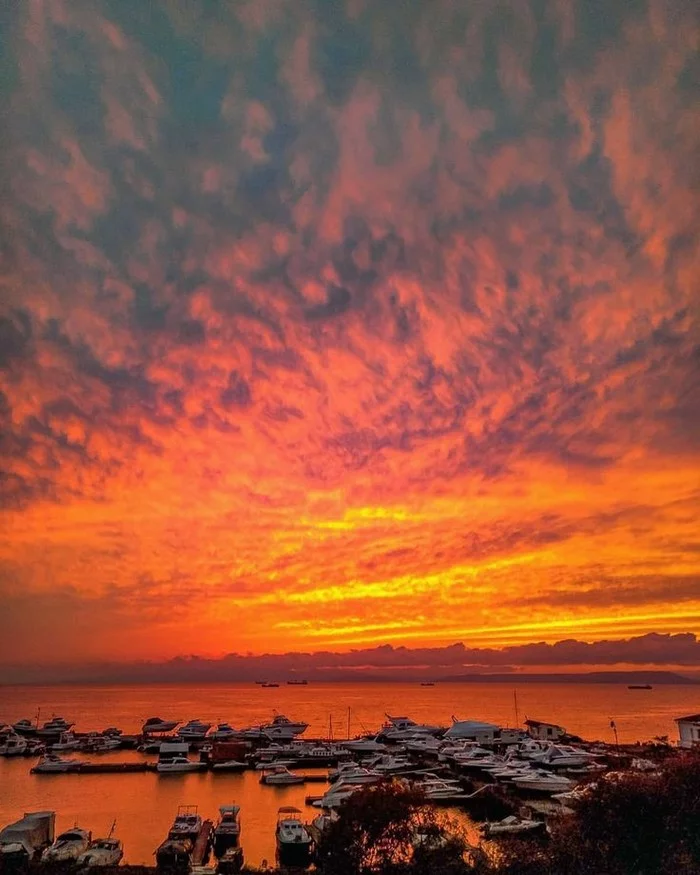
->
[260,766,305,786]
[275,808,313,868]
[143,717,180,733]
[42,828,91,863]
[481,815,545,837]
[213,806,241,858]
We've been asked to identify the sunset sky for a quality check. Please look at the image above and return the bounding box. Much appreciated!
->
[1,0,699,674]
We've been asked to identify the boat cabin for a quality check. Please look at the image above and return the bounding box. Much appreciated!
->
[675,714,700,748]
[524,718,565,741]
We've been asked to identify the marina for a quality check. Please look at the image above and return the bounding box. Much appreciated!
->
[1,681,699,867]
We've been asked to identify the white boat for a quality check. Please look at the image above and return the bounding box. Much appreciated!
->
[255,758,297,770]
[512,772,573,794]
[404,735,442,754]
[41,828,90,863]
[342,735,388,754]
[213,806,241,857]
[210,723,241,740]
[77,837,124,866]
[260,766,305,786]
[157,756,207,773]
[31,754,84,773]
[312,782,363,808]
[168,807,203,841]
[48,732,81,752]
[327,765,380,785]
[0,733,28,756]
[36,718,74,738]
[82,734,122,753]
[212,760,247,772]
[177,720,212,740]
[481,815,545,837]
[275,808,313,868]
[244,714,308,741]
[143,717,180,734]
[380,715,441,742]
[369,754,413,774]
[421,780,472,803]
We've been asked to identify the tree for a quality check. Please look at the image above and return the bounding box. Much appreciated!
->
[316,781,478,875]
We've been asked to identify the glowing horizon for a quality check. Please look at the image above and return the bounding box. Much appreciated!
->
[1,0,699,669]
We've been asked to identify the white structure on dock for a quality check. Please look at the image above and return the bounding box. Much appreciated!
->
[675,714,700,748]
[524,718,565,741]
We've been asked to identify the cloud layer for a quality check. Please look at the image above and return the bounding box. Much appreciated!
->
[0,0,699,668]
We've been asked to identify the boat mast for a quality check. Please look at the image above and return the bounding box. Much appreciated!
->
[347,707,351,740]
[513,690,519,727]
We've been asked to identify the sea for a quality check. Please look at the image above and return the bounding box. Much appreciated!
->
[0,681,697,866]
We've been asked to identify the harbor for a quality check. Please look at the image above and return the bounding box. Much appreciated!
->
[2,682,698,870]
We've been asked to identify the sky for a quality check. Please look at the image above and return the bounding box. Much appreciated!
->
[0,0,699,675]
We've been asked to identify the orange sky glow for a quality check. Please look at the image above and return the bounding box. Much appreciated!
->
[0,0,699,674]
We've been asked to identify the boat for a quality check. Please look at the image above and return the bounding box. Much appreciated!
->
[210,723,240,740]
[243,714,309,741]
[143,717,180,734]
[41,827,91,863]
[169,807,203,842]
[12,719,38,736]
[216,845,244,874]
[342,735,388,754]
[157,756,207,773]
[512,772,573,794]
[380,715,442,741]
[177,720,212,740]
[287,679,308,685]
[0,811,55,870]
[628,684,653,690]
[77,835,124,867]
[260,766,305,786]
[212,760,247,772]
[156,838,192,873]
[420,682,435,686]
[420,780,472,804]
[327,765,380,785]
[481,815,546,837]
[31,754,84,773]
[537,744,598,769]
[0,733,28,757]
[213,806,241,857]
[81,734,122,753]
[261,683,279,688]
[48,732,81,752]
[36,717,74,738]
[275,808,313,868]
[311,782,363,808]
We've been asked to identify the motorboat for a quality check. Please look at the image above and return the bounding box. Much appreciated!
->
[443,718,500,742]
[327,765,381,785]
[12,719,37,736]
[157,756,207,773]
[0,811,55,869]
[287,679,308,685]
[512,771,574,794]
[31,754,84,773]
[312,782,363,808]
[216,845,244,874]
[210,723,241,740]
[48,732,81,752]
[368,754,413,774]
[404,735,441,755]
[255,758,297,770]
[36,718,74,738]
[212,760,247,772]
[262,682,279,688]
[143,717,180,734]
[380,715,442,742]
[41,828,91,863]
[537,744,598,769]
[481,815,546,837]
[263,714,308,738]
[77,837,124,866]
[311,811,338,833]
[81,734,122,753]
[419,779,472,803]
[213,806,241,857]
[156,837,192,872]
[260,766,305,786]
[275,808,313,868]
[0,733,28,757]
[168,807,203,841]
[342,735,388,754]
[177,720,212,740]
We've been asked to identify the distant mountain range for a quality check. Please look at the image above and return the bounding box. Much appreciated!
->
[438,670,699,685]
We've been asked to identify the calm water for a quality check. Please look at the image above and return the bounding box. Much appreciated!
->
[0,682,696,866]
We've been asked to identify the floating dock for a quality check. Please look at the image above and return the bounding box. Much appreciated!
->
[76,762,152,773]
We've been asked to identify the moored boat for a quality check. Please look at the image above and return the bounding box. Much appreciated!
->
[41,827,91,863]
[168,807,203,842]
[0,733,28,757]
[77,837,124,866]
[481,815,546,837]
[177,720,212,741]
[260,766,305,786]
[212,760,247,772]
[275,808,313,868]
[156,838,192,873]
[0,811,55,871]
[36,717,74,738]
[213,806,241,858]
[31,754,84,773]
[157,756,207,774]
[143,717,180,734]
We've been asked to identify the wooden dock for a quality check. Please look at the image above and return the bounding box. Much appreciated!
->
[192,820,214,867]
[75,762,152,773]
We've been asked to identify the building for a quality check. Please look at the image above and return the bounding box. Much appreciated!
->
[524,718,565,741]
[675,714,700,748]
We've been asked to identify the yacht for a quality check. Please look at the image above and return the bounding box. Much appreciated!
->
[41,828,91,863]
[380,715,441,742]
[512,771,573,794]
[261,682,279,688]
[327,765,381,785]
[156,756,207,774]
[275,808,313,868]
[210,723,241,740]
[81,734,122,753]
[155,837,192,872]
[260,766,305,786]
[481,816,546,837]
[216,845,244,874]
[36,718,74,738]
[404,735,441,755]
[168,807,203,841]
[77,836,124,867]
[12,719,37,736]
[212,760,247,772]
[264,714,308,737]
[538,744,597,769]
[213,806,241,857]
[342,735,388,754]
[0,733,28,757]
[31,754,84,773]
[421,780,472,803]
[287,679,308,685]
[367,753,413,774]
[47,732,81,752]
[143,717,180,734]
[311,782,362,809]
[177,720,212,740]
